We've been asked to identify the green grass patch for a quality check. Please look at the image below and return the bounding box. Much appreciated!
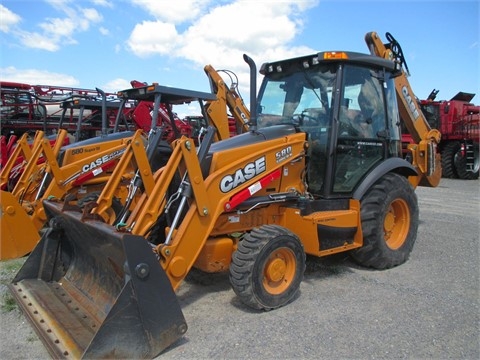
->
[1,292,17,312]
[26,334,38,342]
[0,258,26,285]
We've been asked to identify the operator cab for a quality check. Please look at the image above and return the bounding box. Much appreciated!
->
[256,51,402,198]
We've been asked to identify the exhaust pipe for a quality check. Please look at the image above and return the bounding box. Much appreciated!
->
[243,54,257,131]
[9,200,186,359]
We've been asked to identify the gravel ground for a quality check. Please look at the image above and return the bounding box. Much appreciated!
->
[1,178,479,359]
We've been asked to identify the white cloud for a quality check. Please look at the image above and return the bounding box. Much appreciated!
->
[45,0,72,6]
[126,0,318,93]
[0,66,80,86]
[39,17,77,38]
[3,2,104,51]
[17,31,64,51]
[127,0,318,65]
[127,21,180,56]
[0,4,21,33]
[82,8,103,24]
[131,0,211,24]
[91,0,114,8]
[180,2,300,67]
[99,27,110,36]
[101,78,132,93]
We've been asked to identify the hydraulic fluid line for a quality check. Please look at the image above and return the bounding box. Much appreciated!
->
[115,126,165,226]
[164,126,216,245]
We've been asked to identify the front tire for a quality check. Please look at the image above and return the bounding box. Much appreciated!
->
[229,225,306,310]
[350,173,419,269]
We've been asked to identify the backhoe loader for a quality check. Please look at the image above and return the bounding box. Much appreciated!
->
[9,31,441,359]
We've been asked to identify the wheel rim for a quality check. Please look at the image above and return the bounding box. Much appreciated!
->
[383,198,410,250]
[262,247,296,295]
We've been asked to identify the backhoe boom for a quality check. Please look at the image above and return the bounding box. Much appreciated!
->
[365,31,442,187]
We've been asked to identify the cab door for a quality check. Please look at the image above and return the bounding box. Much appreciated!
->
[332,65,387,193]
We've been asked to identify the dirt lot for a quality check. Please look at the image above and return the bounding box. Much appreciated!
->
[1,178,479,359]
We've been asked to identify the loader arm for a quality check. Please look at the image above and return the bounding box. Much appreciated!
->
[0,131,43,190]
[92,129,162,223]
[365,31,442,187]
[123,128,307,290]
[204,64,250,140]
[0,131,137,260]
[1,130,69,259]
[11,129,68,201]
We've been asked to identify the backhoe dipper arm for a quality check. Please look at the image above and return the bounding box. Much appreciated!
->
[204,65,250,140]
[365,31,442,187]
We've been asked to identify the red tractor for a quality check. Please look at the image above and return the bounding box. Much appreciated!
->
[403,90,479,179]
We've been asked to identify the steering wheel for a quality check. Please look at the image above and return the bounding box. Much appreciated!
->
[293,113,318,126]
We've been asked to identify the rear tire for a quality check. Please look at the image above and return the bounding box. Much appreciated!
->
[229,225,306,310]
[441,142,459,178]
[350,173,418,269]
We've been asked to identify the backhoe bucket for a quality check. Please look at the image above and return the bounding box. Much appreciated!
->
[9,200,187,359]
[0,190,40,260]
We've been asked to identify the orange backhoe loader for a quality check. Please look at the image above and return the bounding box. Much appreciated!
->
[10,31,441,359]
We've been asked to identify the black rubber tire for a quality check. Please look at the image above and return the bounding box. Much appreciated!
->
[441,142,460,178]
[229,225,306,310]
[77,191,123,220]
[454,144,479,180]
[350,173,419,269]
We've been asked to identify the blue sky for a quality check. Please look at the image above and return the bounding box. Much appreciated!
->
[1,0,479,117]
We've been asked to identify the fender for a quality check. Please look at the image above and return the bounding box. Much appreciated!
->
[352,157,417,200]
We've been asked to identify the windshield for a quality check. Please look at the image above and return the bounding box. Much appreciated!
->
[257,65,336,130]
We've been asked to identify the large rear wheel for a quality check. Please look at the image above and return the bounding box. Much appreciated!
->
[229,225,306,310]
[350,173,419,269]
[441,142,459,178]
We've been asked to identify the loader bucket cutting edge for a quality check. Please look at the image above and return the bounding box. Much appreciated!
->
[9,200,187,359]
[0,190,40,260]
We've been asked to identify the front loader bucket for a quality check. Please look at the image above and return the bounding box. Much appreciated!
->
[0,190,40,260]
[9,200,187,359]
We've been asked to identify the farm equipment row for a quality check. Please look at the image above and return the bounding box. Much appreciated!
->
[0,66,250,260]
[0,72,243,167]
